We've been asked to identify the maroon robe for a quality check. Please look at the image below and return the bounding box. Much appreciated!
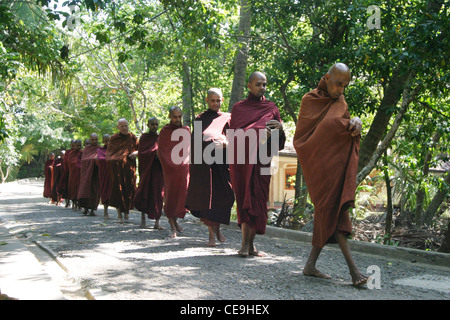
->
[68,149,81,201]
[106,132,138,212]
[97,145,111,206]
[51,157,63,202]
[158,123,190,219]
[77,144,100,210]
[228,92,286,234]
[134,132,164,219]
[293,76,358,248]
[185,109,235,225]
[43,159,54,198]
[57,149,71,199]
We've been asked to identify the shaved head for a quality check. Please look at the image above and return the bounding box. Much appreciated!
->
[327,63,351,78]
[117,118,129,135]
[324,63,351,99]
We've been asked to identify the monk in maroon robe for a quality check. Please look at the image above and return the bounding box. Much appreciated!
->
[134,117,164,229]
[185,88,235,246]
[43,153,55,202]
[293,63,367,286]
[106,119,138,223]
[229,72,286,257]
[97,134,112,218]
[158,107,190,238]
[51,151,64,205]
[58,142,74,207]
[78,133,101,216]
[68,140,82,210]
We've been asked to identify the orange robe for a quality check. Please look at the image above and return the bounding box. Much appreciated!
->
[293,76,359,248]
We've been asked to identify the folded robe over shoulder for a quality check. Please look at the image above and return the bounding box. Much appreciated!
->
[185,109,235,225]
[229,92,286,235]
[106,132,138,212]
[78,144,100,210]
[293,76,359,248]
[158,123,190,219]
[68,149,81,201]
[134,132,164,220]
[97,145,111,205]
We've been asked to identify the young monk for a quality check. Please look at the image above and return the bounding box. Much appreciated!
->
[134,117,165,230]
[97,134,112,219]
[186,88,235,246]
[293,63,368,286]
[158,107,190,238]
[68,140,82,210]
[228,72,286,257]
[43,153,55,202]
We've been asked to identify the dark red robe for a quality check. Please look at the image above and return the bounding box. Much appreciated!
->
[57,149,71,200]
[158,123,190,219]
[185,109,235,226]
[68,149,81,201]
[97,145,111,206]
[43,159,54,198]
[293,76,358,248]
[228,92,286,234]
[77,144,100,210]
[51,157,63,202]
[106,132,138,212]
[134,132,164,220]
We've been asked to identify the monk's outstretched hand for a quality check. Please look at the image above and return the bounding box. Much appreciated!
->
[348,117,362,137]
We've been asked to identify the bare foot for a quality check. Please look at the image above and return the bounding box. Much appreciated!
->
[153,221,164,230]
[303,265,332,279]
[351,270,368,287]
[249,248,265,257]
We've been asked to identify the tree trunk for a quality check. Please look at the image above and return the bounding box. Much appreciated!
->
[228,0,251,112]
[383,151,393,243]
[438,221,450,253]
[423,169,450,225]
[182,60,193,127]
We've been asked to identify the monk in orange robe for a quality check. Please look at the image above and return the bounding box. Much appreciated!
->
[293,63,367,286]
[106,119,138,223]
[134,117,164,230]
[158,107,190,238]
[228,72,285,257]
[68,140,82,210]
[78,133,101,216]
[185,88,235,246]
[43,153,55,202]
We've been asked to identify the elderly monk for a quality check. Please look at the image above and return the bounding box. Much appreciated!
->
[78,133,101,216]
[229,72,286,257]
[186,88,235,246]
[97,134,112,219]
[51,151,64,205]
[43,153,55,202]
[106,119,138,223]
[158,106,190,238]
[68,140,82,210]
[293,63,367,286]
[134,117,165,230]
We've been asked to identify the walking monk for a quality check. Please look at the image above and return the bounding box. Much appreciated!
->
[58,141,74,208]
[293,63,368,286]
[97,134,112,219]
[134,117,165,230]
[51,151,64,205]
[229,72,286,257]
[68,140,82,210]
[78,133,101,216]
[106,119,138,223]
[186,88,235,246]
[158,107,190,238]
[43,153,55,202]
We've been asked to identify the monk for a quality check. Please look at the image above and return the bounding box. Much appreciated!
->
[293,63,368,286]
[97,134,112,219]
[134,117,164,230]
[228,72,286,257]
[43,153,55,202]
[67,140,82,210]
[158,106,190,238]
[58,141,74,208]
[51,151,64,205]
[78,133,101,216]
[185,88,235,246]
[106,119,138,223]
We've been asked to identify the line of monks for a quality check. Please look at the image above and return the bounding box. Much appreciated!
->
[43,66,369,286]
